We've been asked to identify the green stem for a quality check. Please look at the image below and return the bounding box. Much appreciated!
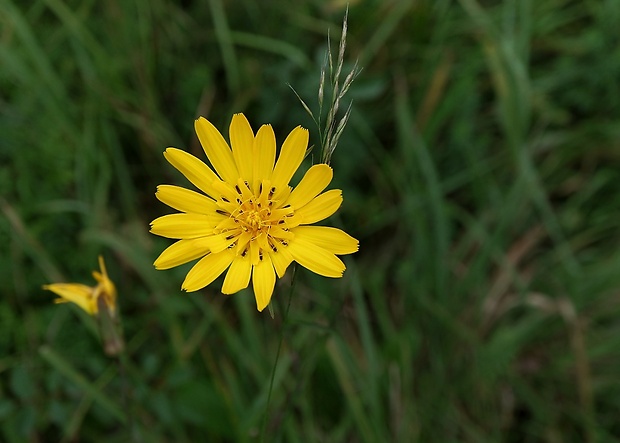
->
[260,265,297,442]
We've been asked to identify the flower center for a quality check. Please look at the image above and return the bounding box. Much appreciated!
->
[246,210,262,229]
[213,178,295,262]
[241,206,270,232]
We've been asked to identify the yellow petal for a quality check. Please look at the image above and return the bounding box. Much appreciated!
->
[154,238,212,270]
[256,232,270,253]
[222,255,252,294]
[290,226,358,255]
[215,217,240,232]
[268,226,294,240]
[98,256,108,279]
[286,237,345,278]
[207,231,240,254]
[156,185,217,214]
[286,164,333,209]
[295,189,342,225]
[95,256,117,311]
[270,126,308,197]
[269,247,293,278]
[253,124,276,188]
[43,283,97,314]
[211,179,238,204]
[249,238,261,266]
[163,148,221,199]
[182,249,234,292]
[150,213,217,239]
[230,113,254,183]
[195,117,239,184]
[252,255,276,311]
[272,185,291,209]
[235,231,252,255]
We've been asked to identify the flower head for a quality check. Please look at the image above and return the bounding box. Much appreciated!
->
[43,255,117,317]
[151,113,358,311]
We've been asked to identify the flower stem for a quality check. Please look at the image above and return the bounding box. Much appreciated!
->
[260,264,297,442]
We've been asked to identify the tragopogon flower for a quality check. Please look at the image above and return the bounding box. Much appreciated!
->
[43,255,117,317]
[151,113,358,311]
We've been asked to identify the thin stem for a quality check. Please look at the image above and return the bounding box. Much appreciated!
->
[260,265,297,442]
[115,347,143,442]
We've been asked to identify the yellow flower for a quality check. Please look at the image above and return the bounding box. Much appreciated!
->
[151,113,358,311]
[43,256,117,316]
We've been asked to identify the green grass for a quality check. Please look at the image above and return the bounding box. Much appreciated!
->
[2,0,620,441]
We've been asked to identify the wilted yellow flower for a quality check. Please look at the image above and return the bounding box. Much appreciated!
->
[151,113,358,311]
[43,256,117,316]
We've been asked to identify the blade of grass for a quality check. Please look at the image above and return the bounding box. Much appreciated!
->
[395,76,451,300]
[326,335,383,443]
[39,345,126,424]
[208,0,239,93]
[230,31,311,68]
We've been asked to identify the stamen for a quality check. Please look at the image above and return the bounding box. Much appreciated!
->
[222,197,230,203]
[235,184,242,194]
[270,243,278,252]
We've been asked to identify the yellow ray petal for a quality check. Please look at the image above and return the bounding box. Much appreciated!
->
[211,179,238,204]
[222,255,252,294]
[43,283,96,314]
[290,226,358,255]
[286,237,345,278]
[269,247,293,278]
[270,126,308,198]
[156,185,217,214]
[249,238,261,266]
[182,249,235,292]
[272,185,291,210]
[154,238,212,270]
[163,148,221,199]
[230,113,254,183]
[286,164,333,209]
[98,256,108,279]
[235,231,252,255]
[253,124,276,188]
[150,213,216,239]
[207,231,240,254]
[252,255,276,311]
[295,189,342,225]
[268,226,295,240]
[93,256,116,313]
[195,117,239,184]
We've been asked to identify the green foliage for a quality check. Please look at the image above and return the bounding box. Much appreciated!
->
[2,0,620,441]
